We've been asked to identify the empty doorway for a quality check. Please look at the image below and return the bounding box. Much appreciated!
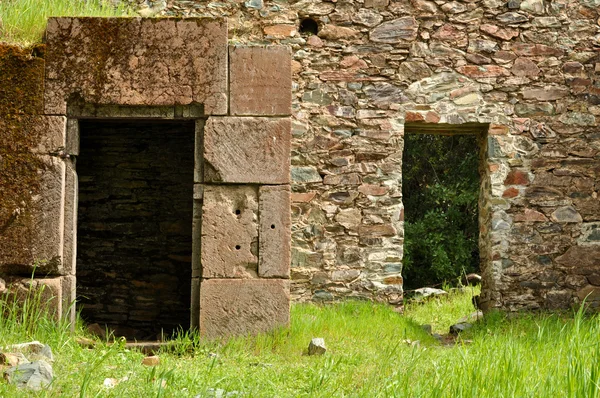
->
[402,123,488,290]
[76,119,195,340]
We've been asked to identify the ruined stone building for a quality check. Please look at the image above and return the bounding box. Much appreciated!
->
[1,0,600,337]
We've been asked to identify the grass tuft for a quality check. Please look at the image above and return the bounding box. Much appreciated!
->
[0,0,130,46]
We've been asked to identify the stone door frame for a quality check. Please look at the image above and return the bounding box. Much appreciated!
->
[65,104,206,330]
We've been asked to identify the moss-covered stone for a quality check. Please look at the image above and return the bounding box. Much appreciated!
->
[0,44,47,269]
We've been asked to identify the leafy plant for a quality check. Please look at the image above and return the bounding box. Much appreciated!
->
[402,133,480,288]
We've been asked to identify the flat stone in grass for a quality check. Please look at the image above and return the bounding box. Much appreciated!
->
[308,338,327,355]
[407,287,447,300]
[449,322,473,335]
[4,360,53,391]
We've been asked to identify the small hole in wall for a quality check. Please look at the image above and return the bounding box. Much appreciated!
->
[235,209,241,215]
[235,245,241,250]
[271,224,276,229]
[299,18,319,35]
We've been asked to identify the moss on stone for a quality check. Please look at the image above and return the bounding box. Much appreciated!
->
[0,44,46,266]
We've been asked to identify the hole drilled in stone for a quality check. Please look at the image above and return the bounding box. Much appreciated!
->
[271,224,276,229]
[76,119,195,341]
[235,209,241,215]
[235,245,241,250]
[299,18,319,35]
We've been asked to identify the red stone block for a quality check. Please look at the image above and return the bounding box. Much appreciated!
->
[504,170,530,185]
[44,18,228,114]
[229,46,292,116]
[201,185,259,278]
[203,117,291,184]
[199,279,290,338]
[259,185,291,278]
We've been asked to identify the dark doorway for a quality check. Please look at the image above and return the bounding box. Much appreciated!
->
[76,120,195,340]
[402,128,482,289]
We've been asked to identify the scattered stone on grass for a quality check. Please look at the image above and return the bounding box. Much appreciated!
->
[142,355,160,366]
[103,378,119,388]
[449,322,473,335]
[308,338,327,356]
[407,287,448,300]
[461,273,482,286]
[198,387,242,397]
[0,352,28,367]
[75,337,97,349]
[0,278,5,293]
[87,323,107,340]
[6,341,53,362]
[4,360,53,391]
[456,311,484,324]
[421,324,433,334]
[402,339,420,347]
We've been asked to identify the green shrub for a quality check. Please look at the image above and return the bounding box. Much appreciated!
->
[402,133,480,288]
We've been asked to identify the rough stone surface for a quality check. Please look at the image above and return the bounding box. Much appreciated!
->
[201,185,259,279]
[203,117,291,184]
[5,0,600,319]
[44,18,228,115]
[4,360,53,391]
[259,185,291,278]
[308,338,327,355]
[199,279,290,338]
[229,46,292,116]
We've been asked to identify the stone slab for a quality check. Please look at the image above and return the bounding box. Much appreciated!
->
[44,18,228,115]
[0,44,44,116]
[0,156,66,275]
[201,185,259,278]
[203,117,291,184]
[194,120,205,183]
[192,199,202,278]
[31,116,66,155]
[259,185,291,278]
[62,159,77,275]
[191,277,200,330]
[2,276,75,324]
[229,46,292,116]
[65,119,79,156]
[199,279,290,338]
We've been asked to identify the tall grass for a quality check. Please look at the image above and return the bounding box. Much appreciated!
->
[2,287,600,396]
[0,0,129,46]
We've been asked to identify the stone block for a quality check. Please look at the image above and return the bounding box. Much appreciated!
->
[0,156,66,275]
[229,46,292,116]
[62,160,77,275]
[65,119,79,156]
[203,117,291,184]
[556,246,600,268]
[194,120,205,183]
[31,116,66,155]
[201,186,259,278]
[192,199,202,278]
[199,279,290,338]
[259,185,291,278]
[44,18,228,115]
[191,277,200,330]
[2,276,75,323]
[0,45,44,116]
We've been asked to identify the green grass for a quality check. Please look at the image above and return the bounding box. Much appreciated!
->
[2,287,600,397]
[0,0,129,46]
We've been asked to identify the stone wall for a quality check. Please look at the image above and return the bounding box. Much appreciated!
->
[0,18,293,337]
[133,0,600,311]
